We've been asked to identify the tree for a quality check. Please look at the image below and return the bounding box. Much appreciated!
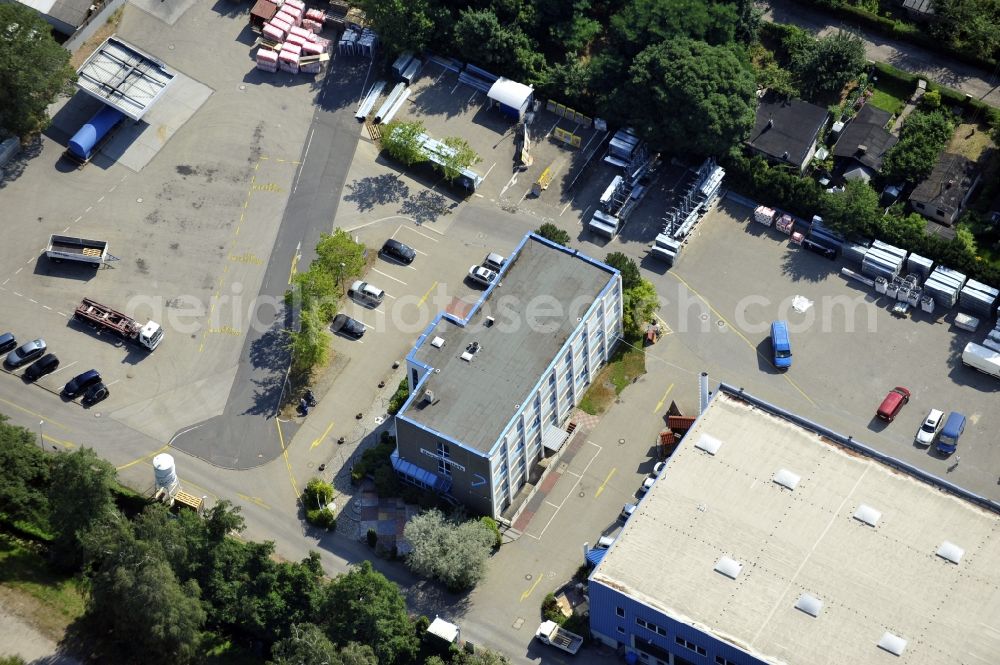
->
[321,561,417,665]
[617,39,756,157]
[403,509,494,591]
[609,0,738,57]
[622,279,659,339]
[352,0,438,54]
[304,478,334,509]
[0,4,76,138]
[453,647,513,665]
[440,136,482,184]
[0,415,50,532]
[315,230,366,282]
[287,305,331,372]
[882,109,955,184]
[797,31,866,100]
[337,642,378,665]
[270,623,340,665]
[452,9,534,74]
[536,223,571,246]
[821,179,881,238]
[605,252,641,290]
[382,120,427,167]
[47,447,117,569]
[85,519,205,665]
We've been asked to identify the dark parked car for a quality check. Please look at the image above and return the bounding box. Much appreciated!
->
[63,369,102,398]
[0,332,16,355]
[379,239,416,264]
[5,339,46,368]
[331,313,366,339]
[24,353,59,381]
[82,382,109,405]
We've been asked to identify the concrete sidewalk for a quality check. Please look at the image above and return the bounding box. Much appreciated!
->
[762,0,1000,107]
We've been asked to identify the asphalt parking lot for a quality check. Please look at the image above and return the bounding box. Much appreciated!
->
[634,199,1000,501]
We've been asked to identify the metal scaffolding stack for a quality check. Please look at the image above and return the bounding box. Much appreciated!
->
[923,265,967,309]
[650,158,724,265]
[959,279,999,317]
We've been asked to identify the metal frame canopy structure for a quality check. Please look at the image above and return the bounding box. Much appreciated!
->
[75,36,175,121]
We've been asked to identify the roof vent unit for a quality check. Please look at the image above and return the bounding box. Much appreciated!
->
[936,541,964,564]
[422,389,435,404]
[695,433,722,455]
[485,316,495,327]
[795,593,823,617]
[460,351,474,362]
[773,468,801,491]
[431,336,445,348]
[714,556,743,580]
[857,144,868,155]
[467,341,481,354]
[853,504,881,527]
[781,151,790,160]
[877,632,907,657]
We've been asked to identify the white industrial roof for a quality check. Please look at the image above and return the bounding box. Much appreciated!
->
[16,0,58,14]
[592,390,1000,665]
[427,617,460,643]
[75,37,174,121]
[486,77,533,111]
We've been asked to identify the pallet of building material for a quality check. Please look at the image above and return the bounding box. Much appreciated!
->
[275,10,297,26]
[301,18,322,32]
[356,80,386,120]
[256,48,278,67]
[379,88,411,125]
[464,63,499,83]
[841,267,875,288]
[262,22,285,41]
[906,253,933,278]
[374,83,406,123]
[283,0,304,10]
[920,295,935,313]
[305,7,325,22]
[392,52,415,78]
[327,0,349,17]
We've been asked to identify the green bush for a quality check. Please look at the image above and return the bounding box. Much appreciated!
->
[387,377,410,415]
[480,516,502,549]
[541,593,564,624]
[374,464,400,497]
[306,508,336,530]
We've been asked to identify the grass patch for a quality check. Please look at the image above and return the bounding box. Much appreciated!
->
[203,635,266,665]
[0,534,86,628]
[868,78,912,116]
[578,346,646,415]
[946,122,995,162]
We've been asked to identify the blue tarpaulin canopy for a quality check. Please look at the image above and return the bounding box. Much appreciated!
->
[585,547,607,567]
[391,451,452,493]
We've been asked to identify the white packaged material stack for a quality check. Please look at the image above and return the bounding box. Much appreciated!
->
[305,7,325,23]
[256,48,279,72]
[263,22,285,42]
[279,43,301,73]
[302,18,322,33]
[275,9,298,27]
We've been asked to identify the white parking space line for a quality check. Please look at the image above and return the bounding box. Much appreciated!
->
[25,257,34,265]
[400,226,439,243]
[14,268,22,275]
[372,268,407,285]
[49,360,78,376]
[105,380,120,387]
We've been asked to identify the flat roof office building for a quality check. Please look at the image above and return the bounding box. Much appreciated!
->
[393,234,623,518]
[590,385,1000,665]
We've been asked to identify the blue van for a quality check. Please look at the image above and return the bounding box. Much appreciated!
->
[936,412,966,455]
[771,321,792,369]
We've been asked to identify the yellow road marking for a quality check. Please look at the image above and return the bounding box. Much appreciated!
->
[276,419,300,498]
[288,253,300,285]
[417,281,438,307]
[237,493,271,510]
[0,397,72,431]
[667,272,817,408]
[594,467,616,498]
[116,444,169,471]
[43,433,75,449]
[520,572,545,602]
[311,421,335,450]
[654,383,675,414]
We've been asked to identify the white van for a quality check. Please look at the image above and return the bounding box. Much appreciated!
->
[348,280,385,307]
[962,342,1000,378]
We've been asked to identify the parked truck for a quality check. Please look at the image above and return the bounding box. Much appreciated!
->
[45,234,109,266]
[74,298,164,351]
[962,342,1000,378]
[535,620,583,655]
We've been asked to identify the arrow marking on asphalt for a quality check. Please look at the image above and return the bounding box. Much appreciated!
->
[311,421,335,450]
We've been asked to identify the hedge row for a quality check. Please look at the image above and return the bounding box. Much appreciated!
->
[871,62,1000,127]
[791,0,998,72]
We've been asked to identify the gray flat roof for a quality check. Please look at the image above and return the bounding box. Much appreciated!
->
[593,390,1000,665]
[76,37,175,121]
[403,236,615,455]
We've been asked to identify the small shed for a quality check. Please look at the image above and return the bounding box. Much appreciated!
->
[487,78,533,121]
[427,617,461,645]
[249,0,278,28]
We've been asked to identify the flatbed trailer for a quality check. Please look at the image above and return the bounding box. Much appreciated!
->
[74,298,163,351]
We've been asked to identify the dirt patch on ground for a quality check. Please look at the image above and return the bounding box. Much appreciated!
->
[946,122,996,162]
[69,7,125,69]
[0,584,73,644]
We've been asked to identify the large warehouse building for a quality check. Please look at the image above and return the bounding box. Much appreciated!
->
[590,384,1000,665]
[393,233,623,517]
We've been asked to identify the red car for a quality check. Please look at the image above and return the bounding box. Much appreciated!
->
[876,386,911,422]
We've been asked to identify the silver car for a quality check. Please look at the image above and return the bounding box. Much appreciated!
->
[468,265,497,288]
[5,338,46,368]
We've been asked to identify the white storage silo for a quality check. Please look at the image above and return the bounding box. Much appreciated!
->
[153,453,178,494]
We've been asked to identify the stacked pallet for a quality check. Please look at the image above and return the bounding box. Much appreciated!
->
[305,7,325,23]
[841,241,869,265]
[959,278,999,317]
[861,240,906,279]
[906,253,934,279]
[923,265,966,309]
[279,42,301,73]
[256,48,278,72]
[984,315,1000,352]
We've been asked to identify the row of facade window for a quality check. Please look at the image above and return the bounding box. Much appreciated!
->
[615,607,737,665]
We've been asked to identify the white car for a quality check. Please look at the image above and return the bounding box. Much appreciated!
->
[653,461,665,476]
[638,476,656,494]
[468,265,497,288]
[595,535,615,549]
[620,503,637,520]
[915,409,944,445]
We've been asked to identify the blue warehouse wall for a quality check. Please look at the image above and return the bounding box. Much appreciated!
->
[589,580,766,665]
